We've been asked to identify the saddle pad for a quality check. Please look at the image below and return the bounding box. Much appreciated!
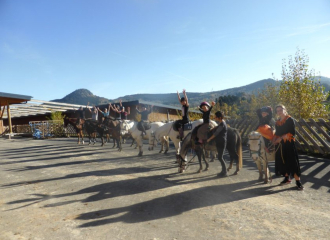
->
[137,122,151,131]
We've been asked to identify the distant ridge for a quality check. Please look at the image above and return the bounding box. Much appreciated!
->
[51,77,330,107]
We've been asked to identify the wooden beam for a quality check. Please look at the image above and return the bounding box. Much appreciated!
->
[6,101,12,137]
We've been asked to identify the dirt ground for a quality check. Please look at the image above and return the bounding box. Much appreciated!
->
[0,137,329,240]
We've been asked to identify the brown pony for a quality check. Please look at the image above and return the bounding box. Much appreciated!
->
[64,118,85,144]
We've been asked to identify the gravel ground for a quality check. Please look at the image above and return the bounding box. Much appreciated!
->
[0,137,329,240]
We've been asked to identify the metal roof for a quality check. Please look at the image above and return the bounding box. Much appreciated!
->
[0,92,32,106]
[1,98,200,119]
[1,99,90,119]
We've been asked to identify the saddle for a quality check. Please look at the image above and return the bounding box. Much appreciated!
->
[137,121,151,132]
[192,122,216,143]
[173,120,193,132]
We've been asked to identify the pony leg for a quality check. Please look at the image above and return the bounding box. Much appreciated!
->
[255,159,263,181]
[203,149,209,171]
[263,161,270,184]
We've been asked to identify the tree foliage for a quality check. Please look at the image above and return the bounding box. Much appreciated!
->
[279,48,328,119]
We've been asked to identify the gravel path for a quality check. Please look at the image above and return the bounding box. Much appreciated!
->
[0,137,329,240]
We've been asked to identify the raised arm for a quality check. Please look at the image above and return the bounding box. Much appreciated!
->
[177,91,181,103]
[107,104,111,112]
[183,89,189,106]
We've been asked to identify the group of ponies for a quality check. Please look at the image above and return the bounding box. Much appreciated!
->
[64,117,123,151]
[64,116,275,183]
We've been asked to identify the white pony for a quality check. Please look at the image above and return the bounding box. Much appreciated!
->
[248,131,275,183]
[120,120,165,156]
[150,119,218,159]
[148,123,170,153]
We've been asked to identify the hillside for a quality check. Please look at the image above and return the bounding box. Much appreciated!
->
[51,77,330,107]
[113,78,278,106]
[52,89,110,106]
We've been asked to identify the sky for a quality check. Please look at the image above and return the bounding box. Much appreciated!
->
[0,0,330,101]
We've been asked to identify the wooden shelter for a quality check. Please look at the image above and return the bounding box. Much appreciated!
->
[0,92,32,137]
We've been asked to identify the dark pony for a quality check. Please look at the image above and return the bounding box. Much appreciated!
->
[64,118,84,144]
[178,127,242,174]
[103,118,122,151]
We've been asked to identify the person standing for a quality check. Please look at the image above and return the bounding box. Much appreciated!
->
[272,104,304,190]
[176,89,189,140]
[206,111,228,177]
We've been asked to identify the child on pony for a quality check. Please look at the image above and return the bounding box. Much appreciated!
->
[192,101,216,145]
[256,106,275,152]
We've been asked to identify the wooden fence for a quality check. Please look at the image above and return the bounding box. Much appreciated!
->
[227,118,330,156]
[3,118,330,156]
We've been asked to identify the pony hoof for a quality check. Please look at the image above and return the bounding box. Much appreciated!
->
[204,168,209,171]
[159,150,162,153]
[233,171,239,175]
[164,150,168,154]
[218,172,228,178]
[263,180,269,184]
[178,167,183,173]
[197,169,202,173]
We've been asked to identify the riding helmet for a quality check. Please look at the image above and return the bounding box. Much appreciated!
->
[200,101,210,108]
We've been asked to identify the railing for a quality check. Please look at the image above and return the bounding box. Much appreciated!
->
[227,118,330,156]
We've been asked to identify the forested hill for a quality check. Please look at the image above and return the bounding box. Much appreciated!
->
[51,77,330,107]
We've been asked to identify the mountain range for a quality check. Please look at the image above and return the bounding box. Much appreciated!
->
[52,77,330,107]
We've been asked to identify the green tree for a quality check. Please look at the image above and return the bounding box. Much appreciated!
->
[279,48,328,119]
[47,111,65,123]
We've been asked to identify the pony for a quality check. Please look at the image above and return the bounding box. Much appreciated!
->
[248,131,275,183]
[177,127,242,174]
[149,122,172,153]
[63,118,84,144]
[120,120,165,156]
[83,119,106,146]
[103,118,122,151]
[150,119,204,156]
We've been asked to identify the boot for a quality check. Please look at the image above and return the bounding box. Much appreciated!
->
[296,180,304,190]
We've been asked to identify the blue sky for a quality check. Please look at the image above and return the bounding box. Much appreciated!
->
[1,0,330,101]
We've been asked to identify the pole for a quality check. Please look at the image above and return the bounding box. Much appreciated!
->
[7,101,12,139]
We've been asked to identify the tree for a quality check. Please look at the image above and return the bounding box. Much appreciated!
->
[279,48,328,119]
[47,111,65,122]
[255,81,281,114]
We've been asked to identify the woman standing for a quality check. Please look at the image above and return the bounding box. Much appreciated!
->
[272,105,304,190]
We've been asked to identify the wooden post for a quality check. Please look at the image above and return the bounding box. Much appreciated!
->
[6,101,12,139]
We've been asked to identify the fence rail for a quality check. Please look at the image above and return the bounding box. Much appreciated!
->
[227,118,330,156]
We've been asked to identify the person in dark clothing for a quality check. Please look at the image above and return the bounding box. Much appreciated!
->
[110,103,122,120]
[272,104,304,190]
[207,111,228,177]
[256,106,273,127]
[176,89,189,139]
[136,105,153,136]
[256,106,275,152]
[193,101,215,144]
